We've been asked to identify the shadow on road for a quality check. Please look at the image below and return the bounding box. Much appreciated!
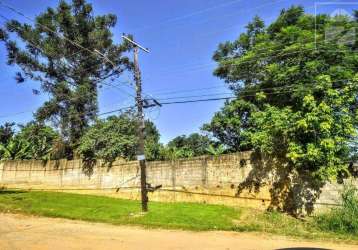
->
[276,248,332,250]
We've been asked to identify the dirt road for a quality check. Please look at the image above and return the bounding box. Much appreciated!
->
[0,213,356,250]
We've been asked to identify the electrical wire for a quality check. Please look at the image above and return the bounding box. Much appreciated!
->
[146,35,355,79]
[0,10,136,97]
[133,0,288,33]
[0,3,156,103]
[158,79,357,105]
[0,5,356,118]
[0,18,138,120]
[0,16,136,101]
[0,78,354,119]
[149,84,228,96]
[157,92,233,101]
[160,97,235,105]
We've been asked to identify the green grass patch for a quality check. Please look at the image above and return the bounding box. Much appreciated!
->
[0,190,357,243]
[315,185,358,235]
[0,190,239,231]
[234,208,358,242]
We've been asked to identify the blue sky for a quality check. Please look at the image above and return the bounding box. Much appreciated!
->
[0,0,356,143]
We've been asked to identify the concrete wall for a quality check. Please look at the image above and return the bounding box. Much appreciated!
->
[0,152,354,210]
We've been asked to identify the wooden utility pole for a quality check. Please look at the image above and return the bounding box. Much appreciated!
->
[122,35,149,212]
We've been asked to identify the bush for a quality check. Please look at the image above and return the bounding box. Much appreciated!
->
[315,184,358,235]
[77,115,162,163]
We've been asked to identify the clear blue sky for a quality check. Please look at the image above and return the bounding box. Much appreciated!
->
[0,0,356,143]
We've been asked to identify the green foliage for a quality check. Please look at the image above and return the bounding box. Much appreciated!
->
[1,0,131,154]
[206,6,358,215]
[315,185,358,235]
[0,122,60,160]
[202,100,256,152]
[16,123,60,160]
[165,133,211,159]
[206,144,226,156]
[143,121,163,161]
[77,114,161,163]
[160,146,195,161]
[0,137,31,160]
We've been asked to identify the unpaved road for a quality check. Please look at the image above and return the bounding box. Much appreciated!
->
[0,213,357,250]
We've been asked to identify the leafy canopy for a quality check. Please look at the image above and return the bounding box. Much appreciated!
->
[0,122,60,160]
[205,6,358,215]
[166,133,212,158]
[77,114,161,163]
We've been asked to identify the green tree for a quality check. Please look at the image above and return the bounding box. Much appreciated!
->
[167,133,211,158]
[159,146,192,161]
[0,137,31,160]
[205,6,358,216]
[202,100,256,152]
[77,114,161,163]
[144,121,163,161]
[17,122,60,160]
[1,0,130,156]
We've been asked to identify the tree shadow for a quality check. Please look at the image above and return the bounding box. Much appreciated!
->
[237,150,325,216]
[82,159,96,177]
[0,190,26,195]
[237,150,275,195]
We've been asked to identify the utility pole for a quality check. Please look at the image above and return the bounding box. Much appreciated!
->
[122,35,149,212]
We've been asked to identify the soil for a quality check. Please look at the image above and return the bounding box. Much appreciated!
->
[0,213,357,250]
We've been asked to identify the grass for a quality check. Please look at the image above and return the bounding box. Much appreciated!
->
[0,190,240,231]
[0,190,357,243]
[315,185,358,235]
[235,208,358,242]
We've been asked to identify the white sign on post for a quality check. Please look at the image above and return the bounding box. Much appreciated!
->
[137,155,146,161]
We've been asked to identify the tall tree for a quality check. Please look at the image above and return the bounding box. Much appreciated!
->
[205,6,358,216]
[0,0,131,156]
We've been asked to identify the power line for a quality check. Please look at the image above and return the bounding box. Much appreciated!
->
[0,16,136,101]
[132,0,287,34]
[158,79,357,105]
[0,79,351,119]
[0,18,138,120]
[146,36,354,80]
[158,92,233,101]
[131,0,246,32]
[2,4,352,96]
[160,97,235,105]
[0,6,136,97]
[149,84,228,96]
[0,103,134,122]
[0,110,34,119]
[191,0,291,33]
[98,106,135,117]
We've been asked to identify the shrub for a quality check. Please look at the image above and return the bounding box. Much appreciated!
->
[315,184,358,235]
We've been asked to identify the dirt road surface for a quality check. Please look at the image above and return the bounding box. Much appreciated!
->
[0,213,357,250]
